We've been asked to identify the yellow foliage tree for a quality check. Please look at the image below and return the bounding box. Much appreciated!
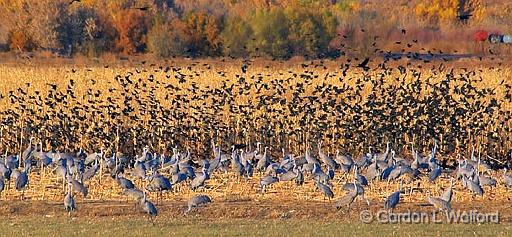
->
[415,0,484,27]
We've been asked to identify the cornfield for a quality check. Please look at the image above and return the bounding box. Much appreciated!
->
[0,58,510,204]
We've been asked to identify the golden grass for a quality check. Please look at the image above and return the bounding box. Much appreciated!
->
[0,58,509,155]
[0,59,510,205]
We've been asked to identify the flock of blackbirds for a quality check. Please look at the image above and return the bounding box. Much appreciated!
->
[0,52,511,220]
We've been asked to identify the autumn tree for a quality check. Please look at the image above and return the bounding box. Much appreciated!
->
[183,11,223,56]
[415,0,484,27]
[113,9,152,54]
[248,8,290,58]
[147,16,190,57]
[285,6,337,58]
[221,15,252,57]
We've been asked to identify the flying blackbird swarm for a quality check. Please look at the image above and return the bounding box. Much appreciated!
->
[0,60,510,165]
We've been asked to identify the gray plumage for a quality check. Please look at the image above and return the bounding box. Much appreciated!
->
[427,196,451,211]
[190,168,209,190]
[440,179,454,203]
[315,180,334,199]
[147,173,172,192]
[70,179,88,197]
[64,184,76,215]
[186,194,212,213]
[171,172,188,184]
[140,195,158,218]
[279,169,298,181]
[123,188,144,200]
[479,175,497,187]
[116,176,135,190]
[428,165,442,182]
[318,142,336,169]
[335,150,354,167]
[260,175,279,192]
[13,169,28,190]
[503,168,512,188]
[208,147,221,173]
[82,161,99,181]
[354,167,368,186]
[22,137,35,162]
[0,163,12,180]
[384,182,402,210]
[256,147,270,171]
[0,176,4,195]
[342,183,365,195]
[335,180,358,211]
[464,177,484,196]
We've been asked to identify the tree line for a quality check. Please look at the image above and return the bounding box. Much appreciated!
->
[0,0,494,59]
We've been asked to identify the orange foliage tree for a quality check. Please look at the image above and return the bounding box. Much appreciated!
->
[113,9,152,54]
[182,11,222,56]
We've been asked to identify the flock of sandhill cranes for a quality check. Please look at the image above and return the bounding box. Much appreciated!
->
[0,53,511,221]
[1,136,511,221]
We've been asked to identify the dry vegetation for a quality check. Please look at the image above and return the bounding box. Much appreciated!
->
[0,57,511,192]
[0,57,511,237]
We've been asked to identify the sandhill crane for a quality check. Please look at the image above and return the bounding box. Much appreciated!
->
[0,176,4,196]
[147,171,172,204]
[305,147,320,165]
[463,176,484,196]
[376,142,391,161]
[134,160,147,180]
[335,149,354,169]
[190,167,209,190]
[318,142,336,169]
[441,178,454,203]
[140,190,157,221]
[354,166,368,186]
[0,161,11,183]
[208,147,221,174]
[64,183,76,216]
[427,195,451,212]
[384,181,402,210]
[335,179,358,212]
[503,168,512,188]
[243,142,260,161]
[279,167,298,181]
[69,176,88,198]
[231,148,245,177]
[116,175,135,190]
[315,180,334,200]
[428,163,442,182]
[21,137,35,165]
[171,170,188,185]
[312,163,331,184]
[256,146,270,172]
[12,167,28,200]
[186,194,212,213]
[260,174,278,192]
[82,156,99,181]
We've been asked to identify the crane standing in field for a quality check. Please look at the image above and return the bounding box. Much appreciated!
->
[64,183,76,217]
[384,181,402,211]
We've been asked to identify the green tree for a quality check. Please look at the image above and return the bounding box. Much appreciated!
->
[221,15,252,57]
[248,8,290,59]
[284,6,337,58]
